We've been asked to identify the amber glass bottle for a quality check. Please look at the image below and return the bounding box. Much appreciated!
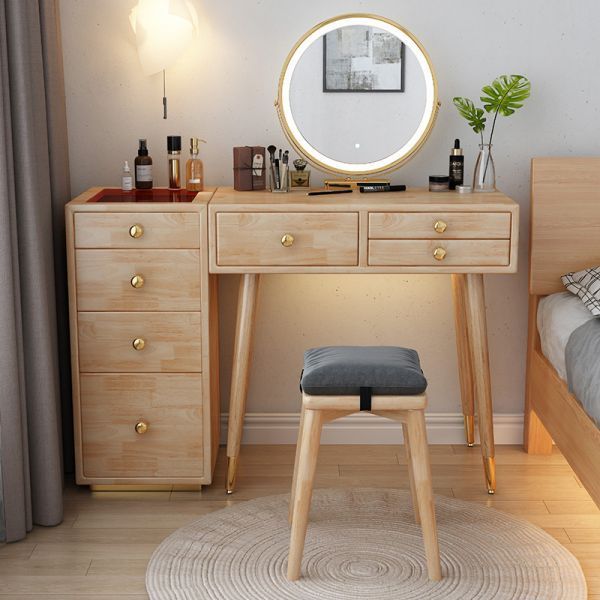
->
[186,138,205,192]
[134,139,153,189]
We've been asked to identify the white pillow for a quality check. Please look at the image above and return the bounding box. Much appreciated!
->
[562,267,600,316]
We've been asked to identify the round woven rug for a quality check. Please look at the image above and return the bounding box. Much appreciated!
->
[146,488,587,599]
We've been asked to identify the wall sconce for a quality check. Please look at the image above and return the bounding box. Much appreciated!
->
[129,0,198,118]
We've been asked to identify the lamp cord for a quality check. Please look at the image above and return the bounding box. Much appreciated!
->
[163,69,167,119]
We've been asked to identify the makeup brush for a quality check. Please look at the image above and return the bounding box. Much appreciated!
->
[267,145,276,189]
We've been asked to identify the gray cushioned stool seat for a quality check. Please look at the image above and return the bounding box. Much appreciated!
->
[300,346,427,396]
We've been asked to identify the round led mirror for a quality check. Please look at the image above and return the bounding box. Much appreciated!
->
[276,14,439,175]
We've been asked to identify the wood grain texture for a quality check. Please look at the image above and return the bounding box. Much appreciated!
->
[216,212,359,267]
[79,373,203,481]
[368,211,511,239]
[78,312,202,373]
[74,212,200,248]
[75,249,201,311]
[368,239,510,267]
[530,157,600,295]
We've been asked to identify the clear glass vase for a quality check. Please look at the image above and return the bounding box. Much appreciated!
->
[472,143,496,192]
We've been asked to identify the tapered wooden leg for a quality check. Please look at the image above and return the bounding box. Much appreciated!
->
[463,274,496,494]
[402,423,420,524]
[226,274,260,494]
[451,274,475,447]
[287,408,323,581]
[406,410,441,581]
[524,295,553,454]
[289,405,306,524]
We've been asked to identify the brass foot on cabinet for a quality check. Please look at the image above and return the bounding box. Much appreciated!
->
[226,456,238,494]
[464,415,475,447]
[484,456,496,494]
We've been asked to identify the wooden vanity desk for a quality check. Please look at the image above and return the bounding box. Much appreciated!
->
[208,186,519,495]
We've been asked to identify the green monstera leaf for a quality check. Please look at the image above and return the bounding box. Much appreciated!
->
[480,75,531,116]
[453,97,486,134]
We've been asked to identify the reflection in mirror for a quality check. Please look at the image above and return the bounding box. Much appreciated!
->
[278,15,438,175]
[290,25,426,164]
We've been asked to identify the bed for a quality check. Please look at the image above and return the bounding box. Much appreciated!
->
[524,157,600,507]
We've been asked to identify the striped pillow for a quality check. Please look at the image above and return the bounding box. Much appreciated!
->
[562,267,600,316]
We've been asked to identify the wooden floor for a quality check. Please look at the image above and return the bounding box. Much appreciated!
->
[0,444,598,598]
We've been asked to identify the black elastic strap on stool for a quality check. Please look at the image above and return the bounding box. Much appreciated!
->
[360,386,372,411]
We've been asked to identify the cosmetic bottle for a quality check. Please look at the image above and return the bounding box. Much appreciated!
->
[167,135,182,189]
[186,138,205,192]
[449,138,464,190]
[134,139,153,189]
[121,160,133,191]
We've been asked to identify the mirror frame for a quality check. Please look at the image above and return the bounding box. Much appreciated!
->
[276,14,439,176]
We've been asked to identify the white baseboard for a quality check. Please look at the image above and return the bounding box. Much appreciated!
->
[220,412,524,445]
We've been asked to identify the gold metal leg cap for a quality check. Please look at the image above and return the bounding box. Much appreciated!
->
[226,456,238,495]
[484,456,496,494]
[464,415,475,447]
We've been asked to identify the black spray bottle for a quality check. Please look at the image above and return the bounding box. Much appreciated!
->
[449,139,464,190]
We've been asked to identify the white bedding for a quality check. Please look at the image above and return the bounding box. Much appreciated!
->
[537,292,595,380]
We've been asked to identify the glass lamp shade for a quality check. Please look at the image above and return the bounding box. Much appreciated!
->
[129,0,197,76]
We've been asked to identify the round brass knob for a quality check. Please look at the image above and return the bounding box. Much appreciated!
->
[129,224,144,239]
[135,421,148,434]
[433,247,447,261]
[132,338,146,351]
[281,233,294,247]
[434,220,447,234]
[130,274,144,288]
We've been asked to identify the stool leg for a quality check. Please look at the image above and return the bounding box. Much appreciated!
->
[406,410,442,581]
[287,408,323,581]
[402,423,420,525]
[289,405,306,524]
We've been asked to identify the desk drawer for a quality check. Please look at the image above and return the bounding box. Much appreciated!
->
[78,312,202,372]
[368,212,511,239]
[74,212,200,248]
[216,212,359,267]
[80,373,203,478]
[76,249,201,311]
[368,239,510,267]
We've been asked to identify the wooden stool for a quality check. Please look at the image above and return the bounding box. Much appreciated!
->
[287,346,442,582]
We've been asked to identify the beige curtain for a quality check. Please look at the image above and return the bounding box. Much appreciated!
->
[0,0,71,542]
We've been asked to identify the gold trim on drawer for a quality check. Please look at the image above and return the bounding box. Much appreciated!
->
[74,212,200,248]
[78,312,202,373]
[216,212,359,267]
[76,249,201,311]
[368,212,511,239]
[80,373,203,479]
[368,239,510,267]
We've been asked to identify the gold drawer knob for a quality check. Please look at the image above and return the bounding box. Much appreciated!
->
[433,247,447,261]
[130,274,145,288]
[434,220,447,234]
[135,421,148,434]
[129,224,144,239]
[281,233,294,247]
[132,338,146,351]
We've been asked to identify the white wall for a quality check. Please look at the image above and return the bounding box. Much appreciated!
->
[59,0,600,419]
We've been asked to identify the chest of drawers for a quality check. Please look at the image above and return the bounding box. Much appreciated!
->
[66,188,220,488]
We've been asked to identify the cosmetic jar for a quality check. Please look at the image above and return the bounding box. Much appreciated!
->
[456,184,473,194]
[429,175,449,192]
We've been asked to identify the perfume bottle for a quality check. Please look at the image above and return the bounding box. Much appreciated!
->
[121,160,133,191]
[134,139,153,189]
[167,135,182,189]
[186,138,206,192]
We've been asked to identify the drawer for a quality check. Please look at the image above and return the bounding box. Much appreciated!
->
[76,249,200,311]
[74,212,200,248]
[78,312,202,372]
[368,239,510,267]
[368,212,511,239]
[216,212,359,267]
[80,373,203,478]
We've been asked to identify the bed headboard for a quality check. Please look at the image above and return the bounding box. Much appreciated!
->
[530,157,600,295]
